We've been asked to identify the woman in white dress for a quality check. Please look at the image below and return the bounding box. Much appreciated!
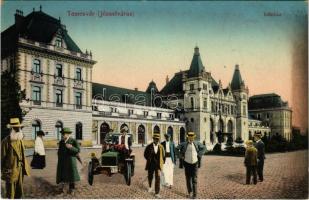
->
[31,130,46,169]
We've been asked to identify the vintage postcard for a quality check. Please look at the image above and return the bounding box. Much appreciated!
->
[1,0,308,199]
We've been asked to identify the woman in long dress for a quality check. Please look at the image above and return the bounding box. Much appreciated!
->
[31,130,46,169]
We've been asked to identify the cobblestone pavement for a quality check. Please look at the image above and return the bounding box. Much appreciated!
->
[1,148,308,199]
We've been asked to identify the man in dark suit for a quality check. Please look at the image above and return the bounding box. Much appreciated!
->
[254,132,265,182]
[144,133,165,198]
[177,132,206,199]
[161,133,176,188]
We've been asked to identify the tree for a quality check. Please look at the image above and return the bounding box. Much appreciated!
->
[1,70,26,140]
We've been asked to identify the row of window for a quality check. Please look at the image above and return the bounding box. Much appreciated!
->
[33,59,83,80]
[189,83,208,91]
[32,86,82,107]
[98,106,174,119]
[32,120,83,140]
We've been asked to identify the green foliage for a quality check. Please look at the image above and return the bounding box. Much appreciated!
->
[264,133,308,153]
[1,70,26,140]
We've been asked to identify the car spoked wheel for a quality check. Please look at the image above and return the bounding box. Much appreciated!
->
[125,162,131,186]
[88,161,94,185]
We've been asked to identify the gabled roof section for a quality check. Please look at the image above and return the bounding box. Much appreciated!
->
[231,64,244,90]
[188,46,205,78]
[2,9,82,54]
[160,72,184,95]
[92,82,152,106]
[146,80,159,93]
[248,93,287,110]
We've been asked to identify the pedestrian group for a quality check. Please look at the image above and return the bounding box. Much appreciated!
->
[1,117,266,199]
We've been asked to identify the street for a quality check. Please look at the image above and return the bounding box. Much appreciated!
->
[1,148,308,199]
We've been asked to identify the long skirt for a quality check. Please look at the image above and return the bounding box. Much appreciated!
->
[31,154,46,169]
[162,157,174,186]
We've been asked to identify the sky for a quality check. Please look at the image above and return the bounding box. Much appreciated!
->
[1,1,308,131]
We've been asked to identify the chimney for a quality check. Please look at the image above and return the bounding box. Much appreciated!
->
[134,88,138,91]
[15,9,24,31]
[166,75,169,84]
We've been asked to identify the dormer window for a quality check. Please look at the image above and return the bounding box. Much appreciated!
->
[55,36,62,47]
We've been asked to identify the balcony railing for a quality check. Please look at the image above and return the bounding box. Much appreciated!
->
[73,79,83,89]
[54,76,65,86]
[30,71,43,83]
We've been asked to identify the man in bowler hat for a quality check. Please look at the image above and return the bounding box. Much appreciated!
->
[254,132,266,182]
[56,127,81,195]
[144,132,165,198]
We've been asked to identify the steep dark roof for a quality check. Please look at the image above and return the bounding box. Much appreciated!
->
[231,64,244,90]
[160,72,184,95]
[248,93,287,110]
[2,10,82,57]
[92,82,152,106]
[146,80,159,93]
[188,46,205,78]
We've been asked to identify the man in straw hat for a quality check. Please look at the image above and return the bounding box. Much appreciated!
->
[177,132,206,199]
[244,140,258,184]
[253,132,266,182]
[1,117,30,198]
[56,127,81,195]
[144,131,165,198]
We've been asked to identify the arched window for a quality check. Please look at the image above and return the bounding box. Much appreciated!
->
[153,125,160,134]
[138,125,145,144]
[219,119,224,132]
[100,122,110,144]
[33,59,41,73]
[76,122,83,140]
[55,121,63,140]
[32,120,41,139]
[120,123,129,132]
[76,68,82,80]
[167,126,173,141]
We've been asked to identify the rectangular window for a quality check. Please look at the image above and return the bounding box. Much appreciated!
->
[56,89,63,106]
[157,113,162,119]
[190,84,194,91]
[75,92,82,108]
[32,86,41,104]
[33,59,41,73]
[56,64,63,77]
[143,111,148,117]
[76,68,82,80]
[128,109,134,116]
[203,83,207,90]
[169,114,174,120]
[203,99,207,109]
[55,36,62,47]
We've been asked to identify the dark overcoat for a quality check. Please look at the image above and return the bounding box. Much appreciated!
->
[254,140,266,160]
[56,137,80,184]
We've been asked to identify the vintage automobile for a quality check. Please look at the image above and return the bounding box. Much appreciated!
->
[88,133,135,186]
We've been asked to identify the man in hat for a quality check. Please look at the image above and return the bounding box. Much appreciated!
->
[1,117,30,198]
[56,127,81,195]
[178,132,206,199]
[244,140,258,184]
[118,126,132,152]
[254,132,265,182]
[144,132,165,198]
[161,133,176,188]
